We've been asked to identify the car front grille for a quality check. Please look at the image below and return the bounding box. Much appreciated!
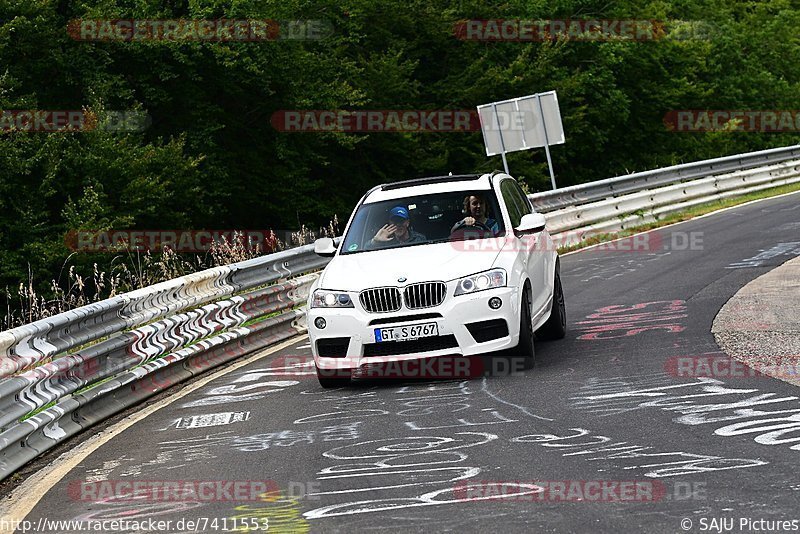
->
[403,282,446,309]
[363,334,459,357]
[359,287,402,313]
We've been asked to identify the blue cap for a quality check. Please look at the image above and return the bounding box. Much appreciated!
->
[389,206,409,220]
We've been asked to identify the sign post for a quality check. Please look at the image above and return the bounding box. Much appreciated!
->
[490,102,509,174]
[535,93,557,190]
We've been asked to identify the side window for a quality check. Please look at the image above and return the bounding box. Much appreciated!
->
[511,181,533,215]
[500,180,525,228]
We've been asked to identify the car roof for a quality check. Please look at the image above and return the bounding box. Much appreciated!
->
[365,172,507,203]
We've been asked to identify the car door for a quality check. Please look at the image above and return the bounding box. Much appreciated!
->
[499,180,531,304]
[500,179,549,315]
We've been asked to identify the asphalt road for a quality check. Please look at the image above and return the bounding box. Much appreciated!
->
[19,191,800,533]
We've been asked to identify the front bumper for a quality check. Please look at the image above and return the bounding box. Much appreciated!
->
[308,286,520,371]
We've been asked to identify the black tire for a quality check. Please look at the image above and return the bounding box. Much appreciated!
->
[536,262,567,341]
[316,367,350,389]
[513,288,536,370]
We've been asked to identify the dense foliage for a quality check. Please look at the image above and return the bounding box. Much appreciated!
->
[1,0,799,297]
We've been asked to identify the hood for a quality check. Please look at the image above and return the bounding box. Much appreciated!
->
[319,239,506,291]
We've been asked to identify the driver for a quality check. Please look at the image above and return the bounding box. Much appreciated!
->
[367,206,426,249]
[452,194,500,235]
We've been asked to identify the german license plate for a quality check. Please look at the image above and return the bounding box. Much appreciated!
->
[374,322,438,342]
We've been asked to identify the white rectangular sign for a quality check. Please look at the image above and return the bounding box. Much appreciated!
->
[478,91,565,157]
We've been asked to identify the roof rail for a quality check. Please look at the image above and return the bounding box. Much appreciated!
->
[380,174,482,191]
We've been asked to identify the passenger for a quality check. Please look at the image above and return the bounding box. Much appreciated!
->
[368,206,426,248]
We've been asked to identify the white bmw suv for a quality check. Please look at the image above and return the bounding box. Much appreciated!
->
[308,172,566,387]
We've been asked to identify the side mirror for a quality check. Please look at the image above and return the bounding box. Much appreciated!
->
[314,237,337,257]
[515,213,547,235]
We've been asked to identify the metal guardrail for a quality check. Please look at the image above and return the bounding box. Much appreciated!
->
[2,145,800,482]
[538,158,800,243]
[529,144,800,213]
[0,244,330,481]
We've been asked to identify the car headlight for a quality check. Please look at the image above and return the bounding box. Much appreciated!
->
[311,289,354,308]
[454,268,506,296]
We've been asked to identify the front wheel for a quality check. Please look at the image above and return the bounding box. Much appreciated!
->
[536,262,567,341]
[513,288,535,370]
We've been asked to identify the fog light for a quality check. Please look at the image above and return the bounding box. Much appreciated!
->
[488,297,502,309]
[314,317,327,329]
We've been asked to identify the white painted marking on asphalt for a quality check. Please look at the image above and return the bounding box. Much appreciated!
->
[726,242,800,269]
[480,377,554,421]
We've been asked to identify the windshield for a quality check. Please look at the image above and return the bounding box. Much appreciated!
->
[341,190,505,254]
